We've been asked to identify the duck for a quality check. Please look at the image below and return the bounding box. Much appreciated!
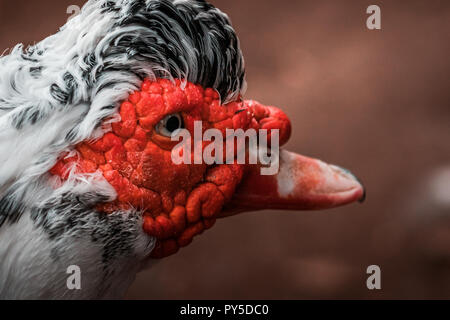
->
[0,0,365,299]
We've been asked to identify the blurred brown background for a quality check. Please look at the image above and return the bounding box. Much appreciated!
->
[1,0,449,299]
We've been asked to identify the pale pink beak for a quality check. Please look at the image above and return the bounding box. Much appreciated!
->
[221,150,365,217]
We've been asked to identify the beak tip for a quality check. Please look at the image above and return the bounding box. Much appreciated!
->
[358,187,367,203]
[352,173,366,204]
[348,172,366,204]
[333,165,366,204]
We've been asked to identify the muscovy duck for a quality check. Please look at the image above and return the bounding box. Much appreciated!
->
[0,0,365,299]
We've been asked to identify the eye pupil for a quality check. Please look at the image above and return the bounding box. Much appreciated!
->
[156,113,184,137]
[165,116,181,133]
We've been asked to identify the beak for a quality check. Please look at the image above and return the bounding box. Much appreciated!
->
[221,150,365,217]
[219,101,366,217]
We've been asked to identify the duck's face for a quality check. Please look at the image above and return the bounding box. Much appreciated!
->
[51,78,365,258]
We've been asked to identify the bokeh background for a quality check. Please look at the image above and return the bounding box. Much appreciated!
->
[1,0,449,299]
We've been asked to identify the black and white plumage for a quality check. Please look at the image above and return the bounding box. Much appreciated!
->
[0,0,246,299]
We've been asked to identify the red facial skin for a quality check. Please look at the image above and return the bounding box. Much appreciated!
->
[50,78,291,258]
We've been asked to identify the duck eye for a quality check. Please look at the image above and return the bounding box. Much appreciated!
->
[155,113,184,137]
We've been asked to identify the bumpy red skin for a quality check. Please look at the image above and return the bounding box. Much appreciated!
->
[50,79,291,258]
